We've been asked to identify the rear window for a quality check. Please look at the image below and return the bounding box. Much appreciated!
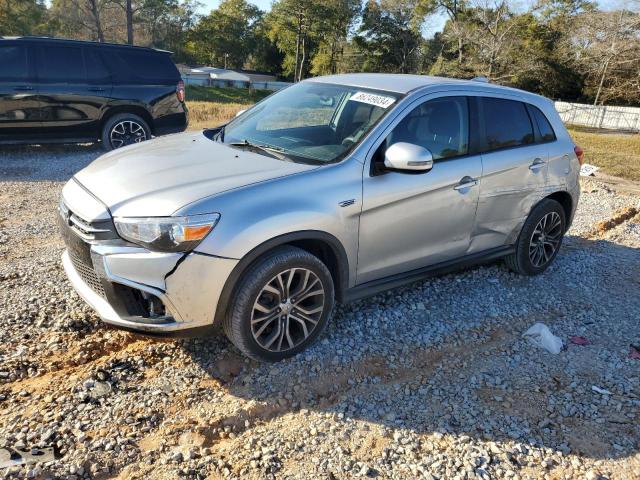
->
[100,49,179,84]
[36,46,85,83]
[529,105,556,142]
[481,97,534,151]
[84,48,111,83]
[0,45,29,81]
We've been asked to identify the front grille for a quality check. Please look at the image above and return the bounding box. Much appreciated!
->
[69,252,106,298]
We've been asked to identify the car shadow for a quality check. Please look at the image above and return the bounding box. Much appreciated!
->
[0,144,103,182]
[181,235,640,462]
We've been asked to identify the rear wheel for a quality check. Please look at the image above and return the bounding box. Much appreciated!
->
[505,199,566,275]
[224,246,334,362]
[101,113,150,151]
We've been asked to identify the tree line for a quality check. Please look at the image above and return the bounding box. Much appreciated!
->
[1,0,639,105]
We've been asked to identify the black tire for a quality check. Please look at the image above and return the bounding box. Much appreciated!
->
[223,246,335,362]
[101,113,151,151]
[505,198,566,275]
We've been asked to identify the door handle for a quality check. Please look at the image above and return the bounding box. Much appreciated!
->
[13,86,33,91]
[453,177,478,191]
[88,87,105,92]
[529,158,546,171]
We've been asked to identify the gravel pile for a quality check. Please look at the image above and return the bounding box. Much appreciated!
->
[1,146,639,480]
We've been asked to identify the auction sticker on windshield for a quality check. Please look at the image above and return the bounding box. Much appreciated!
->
[350,91,396,109]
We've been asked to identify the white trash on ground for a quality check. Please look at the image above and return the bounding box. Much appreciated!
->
[591,385,613,395]
[580,163,600,177]
[522,323,563,354]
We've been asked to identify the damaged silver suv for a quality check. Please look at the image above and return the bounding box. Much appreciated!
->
[60,74,582,362]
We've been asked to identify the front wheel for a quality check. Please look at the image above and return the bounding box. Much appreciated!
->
[101,113,151,151]
[224,246,335,362]
[505,198,566,275]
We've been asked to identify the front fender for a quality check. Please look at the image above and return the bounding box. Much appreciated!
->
[187,159,363,287]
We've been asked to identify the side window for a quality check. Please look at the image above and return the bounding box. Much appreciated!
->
[529,105,556,142]
[387,96,469,160]
[481,97,534,151]
[101,50,180,84]
[84,49,111,84]
[0,46,29,81]
[36,46,85,83]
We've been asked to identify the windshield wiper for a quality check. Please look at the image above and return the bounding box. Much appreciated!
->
[228,140,290,161]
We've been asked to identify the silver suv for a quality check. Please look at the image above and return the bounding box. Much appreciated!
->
[59,74,581,362]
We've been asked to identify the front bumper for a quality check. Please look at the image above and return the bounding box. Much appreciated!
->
[62,246,237,333]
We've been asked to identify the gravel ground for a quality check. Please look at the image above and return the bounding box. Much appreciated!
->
[1,144,639,480]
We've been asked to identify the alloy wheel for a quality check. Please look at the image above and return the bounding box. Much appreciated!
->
[251,268,325,353]
[528,211,562,267]
[110,120,147,148]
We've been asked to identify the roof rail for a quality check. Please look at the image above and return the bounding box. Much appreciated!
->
[472,76,490,83]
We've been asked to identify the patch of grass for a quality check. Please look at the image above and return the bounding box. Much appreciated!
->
[185,85,272,104]
[186,101,249,130]
[568,127,640,181]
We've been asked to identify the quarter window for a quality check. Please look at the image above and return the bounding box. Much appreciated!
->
[387,96,469,160]
[36,46,85,83]
[529,105,556,142]
[481,98,534,151]
[0,46,28,81]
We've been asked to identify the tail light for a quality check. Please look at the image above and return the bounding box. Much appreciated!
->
[574,145,585,165]
[176,80,185,103]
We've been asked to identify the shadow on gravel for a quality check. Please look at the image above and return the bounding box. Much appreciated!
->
[0,144,102,182]
[183,236,640,462]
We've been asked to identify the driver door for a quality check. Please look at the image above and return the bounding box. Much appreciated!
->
[357,95,483,284]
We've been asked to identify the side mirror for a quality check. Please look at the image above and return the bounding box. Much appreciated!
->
[235,109,247,117]
[384,142,434,172]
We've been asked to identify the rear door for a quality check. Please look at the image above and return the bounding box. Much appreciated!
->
[470,96,550,253]
[0,42,40,142]
[35,44,112,141]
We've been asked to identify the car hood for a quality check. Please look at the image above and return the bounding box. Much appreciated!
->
[74,132,318,217]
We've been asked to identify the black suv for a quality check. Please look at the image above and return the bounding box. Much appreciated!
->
[0,37,188,150]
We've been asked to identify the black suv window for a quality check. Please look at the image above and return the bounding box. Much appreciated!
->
[36,46,85,83]
[481,97,534,151]
[0,45,29,81]
[529,105,556,142]
[84,49,111,83]
[388,96,469,160]
[101,49,180,84]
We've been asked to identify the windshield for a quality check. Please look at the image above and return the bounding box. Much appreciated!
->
[220,82,400,164]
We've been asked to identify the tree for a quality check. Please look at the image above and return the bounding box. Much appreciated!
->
[354,0,423,73]
[267,0,325,81]
[569,8,640,105]
[417,0,467,63]
[190,0,261,68]
[0,0,48,36]
[49,0,121,42]
[245,16,284,75]
[310,0,361,75]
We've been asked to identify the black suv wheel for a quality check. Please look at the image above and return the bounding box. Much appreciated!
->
[224,246,335,362]
[101,113,151,151]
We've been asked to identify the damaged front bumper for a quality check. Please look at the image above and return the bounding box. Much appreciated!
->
[59,179,238,333]
[62,245,237,333]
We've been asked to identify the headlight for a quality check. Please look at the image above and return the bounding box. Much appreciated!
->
[114,213,220,252]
